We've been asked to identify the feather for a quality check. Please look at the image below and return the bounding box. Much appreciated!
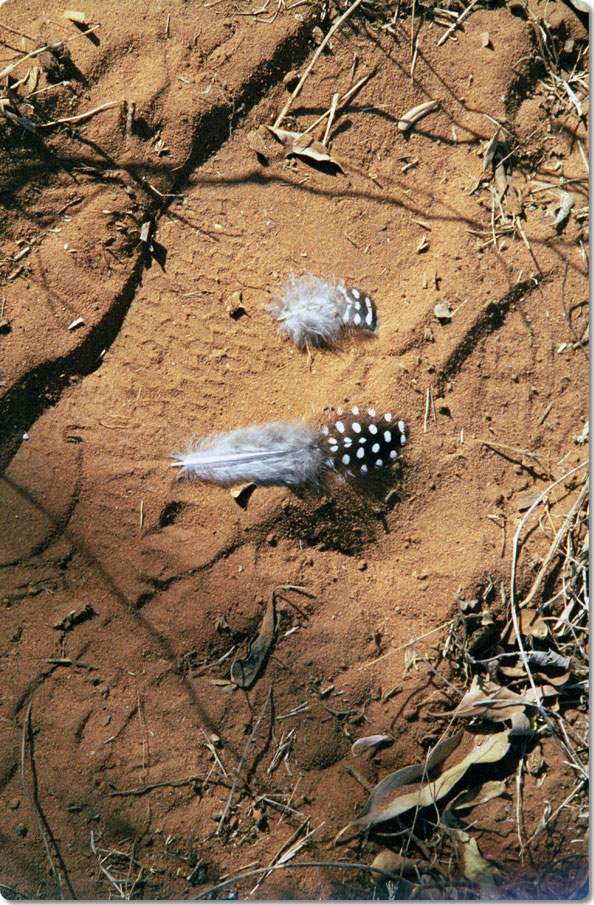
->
[171,422,329,488]
[172,409,407,490]
[321,407,407,476]
[269,274,378,350]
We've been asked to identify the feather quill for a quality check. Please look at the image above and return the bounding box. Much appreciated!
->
[172,422,329,488]
[171,408,407,491]
[269,274,378,349]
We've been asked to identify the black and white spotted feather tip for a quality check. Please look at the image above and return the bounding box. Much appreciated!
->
[320,407,407,477]
[171,408,406,489]
[269,274,378,349]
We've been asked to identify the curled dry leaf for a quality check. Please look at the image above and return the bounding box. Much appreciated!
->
[230,590,275,688]
[266,125,344,171]
[352,730,463,826]
[371,849,431,876]
[230,482,257,509]
[454,833,500,886]
[398,99,440,133]
[482,130,500,172]
[353,730,512,826]
[527,650,570,670]
[351,735,392,757]
[518,605,548,640]
[449,675,550,722]
[494,163,509,202]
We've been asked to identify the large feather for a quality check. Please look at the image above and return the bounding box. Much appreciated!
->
[172,422,329,488]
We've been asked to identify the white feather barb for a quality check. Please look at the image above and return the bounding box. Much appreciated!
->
[269,274,378,350]
[171,422,329,488]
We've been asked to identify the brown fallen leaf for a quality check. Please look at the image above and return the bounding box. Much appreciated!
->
[494,163,509,203]
[449,675,535,721]
[448,779,507,812]
[371,849,432,876]
[352,731,463,826]
[267,126,344,171]
[353,730,511,826]
[453,831,500,889]
[230,590,276,688]
[482,129,500,172]
[518,605,548,640]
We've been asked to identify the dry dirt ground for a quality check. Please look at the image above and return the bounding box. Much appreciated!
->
[0,0,589,899]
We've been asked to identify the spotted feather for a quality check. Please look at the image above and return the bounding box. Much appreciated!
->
[322,407,407,476]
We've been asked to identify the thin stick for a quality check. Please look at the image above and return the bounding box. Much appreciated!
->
[273,0,365,128]
[358,621,453,670]
[520,479,588,610]
[37,100,121,128]
[0,25,99,80]
[109,775,203,797]
[217,686,272,835]
[322,93,340,147]
[510,462,588,775]
[302,72,372,136]
[21,705,76,899]
[479,438,546,464]
[436,0,481,47]
[423,387,430,432]
[196,859,407,899]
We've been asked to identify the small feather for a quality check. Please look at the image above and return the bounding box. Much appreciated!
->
[269,274,378,349]
[172,422,329,488]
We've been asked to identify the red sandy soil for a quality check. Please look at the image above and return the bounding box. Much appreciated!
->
[0,0,588,899]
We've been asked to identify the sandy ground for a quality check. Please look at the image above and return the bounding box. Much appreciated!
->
[0,0,589,899]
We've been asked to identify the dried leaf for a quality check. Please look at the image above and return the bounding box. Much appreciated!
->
[351,735,392,757]
[63,9,87,24]
[510,710,532,735]
[371,850,430,876]
[398,100,440,133]
[518,605,548,640]
[353,731,462,825]
[527,650,570,670]
[353,730,508,826]
[451,675,529,721]
[267,126,344,171]
[231,591,275,688]
[483,131,500,172]
[449,780,507,812]
[526,744,545,775]
[229,482,256,509]
[434,300,451,320]
[456,833,499,886]
[494,163,509,202]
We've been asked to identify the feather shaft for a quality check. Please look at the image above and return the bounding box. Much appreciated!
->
[172,421,329,488]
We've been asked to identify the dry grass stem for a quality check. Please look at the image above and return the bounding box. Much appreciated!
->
[273,0,365,128]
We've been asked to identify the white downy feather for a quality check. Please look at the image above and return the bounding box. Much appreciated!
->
[172,421,329,488]
[269,274,377,349]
